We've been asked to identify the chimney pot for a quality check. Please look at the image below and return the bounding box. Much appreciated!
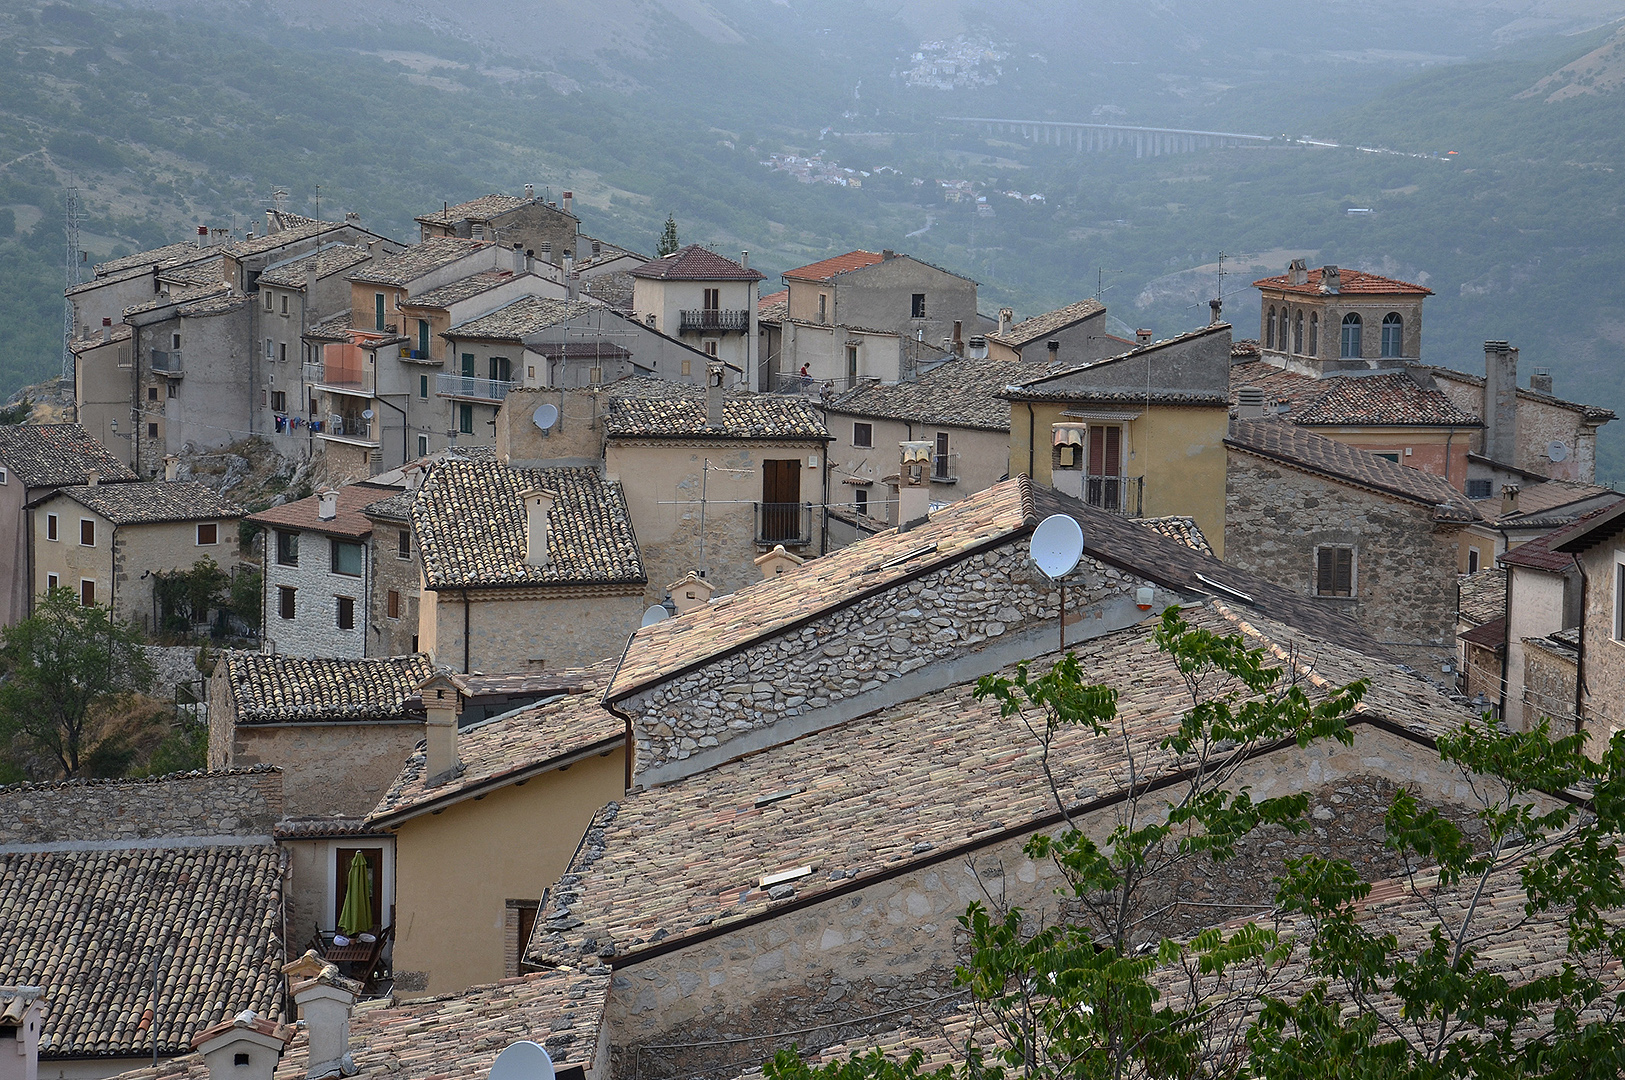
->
[667,571,716,613]
[522,488,555,567]
[740,250,749,270]
[1236,386,1267,419]
[1501,483,1521,517]
[1135,328,1153,346]
[1287,258,1308,286]
[896,441,934,526]
[1483,341,1518,465]
[317,488,338,521]
[1319,265,1341,294]
[1047,340,1060,358]
[1209,298,1223,325]
[84,469,99,487]
[881,249,895,260]
[420,676,461,778]
[163,454,179,482]
[998,307,1013,336]
[706,362,727,427]
[524,183,535,200]
[191,1009,292,1080]
[540,242,553,264]
[562,191,573,214]
[287,962,359,1080]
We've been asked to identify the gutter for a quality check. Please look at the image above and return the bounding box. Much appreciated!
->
[1573,553,1588,737]
[1498,568,1512,722]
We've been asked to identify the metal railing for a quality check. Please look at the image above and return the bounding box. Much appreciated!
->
[436,373,515,401]
[318,362,374,394]
[768,371,866,397]
[150,349,183,375]
[320,414,375,442]
[679,309,749,332]
[1084,474,1144,516]
[756,502,812,546]
[932,452,960,482]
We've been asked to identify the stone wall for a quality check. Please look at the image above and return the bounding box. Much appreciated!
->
[368,524,421,657]
[1226,448,1464,670]
[0,766,282,846]
[1521,639,1577,730]
[262,526,371,658]
[428,588,645,674]
[622,540,1160,783]
[1580,543,1625,756]
[227,721,422,820]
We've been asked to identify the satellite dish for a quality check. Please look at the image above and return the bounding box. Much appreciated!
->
[1548,441,1569,463]
[489,1042,555,1080]
[1030,514,1084,580]
[361,409,374,420]
[640,605,670,627]
[532,403,560,431]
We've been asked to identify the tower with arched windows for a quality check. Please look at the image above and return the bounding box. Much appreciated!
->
[1254,259,1431,375]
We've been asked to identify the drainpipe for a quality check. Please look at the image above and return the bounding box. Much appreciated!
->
[1573,553,1588,738]
[1497,569,1511,723]
[1444,426,1455,487]
[1026,403,1036,478]
[462,588,471,673]
[820,440,831,555]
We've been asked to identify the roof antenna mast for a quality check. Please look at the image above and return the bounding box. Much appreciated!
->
[63,178,82,405]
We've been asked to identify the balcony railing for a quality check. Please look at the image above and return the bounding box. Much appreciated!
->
[679,309,749,333]
[318,414,375,443]
[317,363,374,395]
[756,501,813,546]
[436,373,515,402]
[150,349,183,375]
[1052,472,1144,517]
[931,452,960,483]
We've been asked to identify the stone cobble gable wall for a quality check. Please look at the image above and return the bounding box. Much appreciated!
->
[1521,640,1577,730]
[0,767,283,846]
[623,542,1151,777]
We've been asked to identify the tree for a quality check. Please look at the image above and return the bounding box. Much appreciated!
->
[657,214,680,256]
[0,587,154,777]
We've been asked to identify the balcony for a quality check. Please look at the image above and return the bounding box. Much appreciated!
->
[755,502,813,546]
[436,373,515,402]
[150,349,183,376]
[317,414,377,446]
[1052,472,1144,517]
[679,309,750,333]
[315,361,374,396]
[931,452,960,484]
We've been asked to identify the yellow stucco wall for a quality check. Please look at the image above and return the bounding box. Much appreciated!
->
[1009,403,1228,557]
[388,747,625,996]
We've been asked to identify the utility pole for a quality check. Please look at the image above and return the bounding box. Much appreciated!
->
[63,180,82,415]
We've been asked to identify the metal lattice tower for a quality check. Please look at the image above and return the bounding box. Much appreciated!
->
[62,181,82,387]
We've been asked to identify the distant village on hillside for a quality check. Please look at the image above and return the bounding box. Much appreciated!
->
[2,186,1623,1080]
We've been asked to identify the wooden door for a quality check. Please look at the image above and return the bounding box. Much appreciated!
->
[1086,425,1121,510]
[761,460,801,542]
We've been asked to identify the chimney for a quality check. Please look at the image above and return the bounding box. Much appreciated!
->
[1047,340,1060,360]
[1287,258,1308,286]
[419,673,461,781]
[191,1010,293,1080]
[283,952,360,1080]
[521,487,555,567]
[84,469,99,487]
[512,243,526,274]
[881,249,895,260]
[524,183,535,201]
[591,240,601,257]
[752,544,805,579]
[366,238,382,259]
[245,231,256,242]
[163,454,179,481]
[540,241,553,265]
[740,250,749,271]
[197,225,209,248]
[1135,329,1153,347]
[1501,483,1521,518]
[1318,265,1341,294]
[1483,341,1518,465]
[998,308,1013,336]
[562,190,573,214]
[567,271,580,301]
[897,441,933,527]
[101,317,112,343]
[525,249,535,274]
[1530,369,1553,395]
[952,320,963,355]
[1209,298,1223,325]
[345,211,361,225]
[317,488,338,520]
[667,571,716,614]
[0,986,44,1080]
[1236,386,1267,419]
[967,335,987,359]
[705,362,726,427]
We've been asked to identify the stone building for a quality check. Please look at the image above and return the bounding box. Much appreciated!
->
[1456,478,1621,574]
[1550,500,1625,754]
[0,423,135,627]
[29,479,243,630]
[1253,260,1430,372]
[357,484,423,659]
[1455,566,1506,707]
[70,323,136,468]
[415,191,580,269]
[1225,418,1477,672]
[628,246,763,389]
[985,297,1114,363]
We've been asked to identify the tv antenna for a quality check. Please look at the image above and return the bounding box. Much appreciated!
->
[1029,513,1085,651]
[1095,267,1123,300]
[1216,251,1227,303]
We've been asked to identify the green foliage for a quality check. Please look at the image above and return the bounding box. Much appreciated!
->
[764,1048,955,1080]
[133,716,208,778]
[151,557,258,639]
[0,587,153,777]
[0,396,28,425]
[657,214,680,256]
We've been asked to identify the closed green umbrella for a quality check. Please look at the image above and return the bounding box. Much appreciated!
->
[338,851,373,937]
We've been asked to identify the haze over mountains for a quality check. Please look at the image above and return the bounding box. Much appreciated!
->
[4,0,1625,473]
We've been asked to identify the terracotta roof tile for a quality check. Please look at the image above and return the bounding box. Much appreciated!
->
[757,289,789,321]
[0,424,137,488]
[1460,615,1506,648]
[93,242,207,278]
[825,358,1044,431]
[781,251,884,282]
[1227,419,1478,522]
[1294,374,1480,427]
[1504,499,1625,568]
[223,216,354,260]
[446,297,598,341]
[246,481,399,539]
[350,239,493,288]
[257,245,371,290]
[272,816,389,840]
[1136,515,1213,555]
[413,462,645,590]
[1458,568,1506,626]
[1252,266,1433,296]
[69,325,132,355]
[628,245,764,282]
[223,653,436,724]
[56,480,244,526]
[986,298,1105,348]
[1497,481,1622,527]
[414,194,532,226]
[403,270,518,311]
[604,380,828,440]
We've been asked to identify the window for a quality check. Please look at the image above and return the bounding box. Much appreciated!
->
[490,356,511,382]
[374,293,386,332]
[278,586,296,620]
[1265,306,1275,349]
[1381,312,1403,358]
[271,390,287,412]
[0,466,5,485]
[265,338,274,360]
[197,522,218,545]
[172,333,181,350]
[911,293,926,319]
[1278,308,1289,352]
[419,374,429,399]
[703,288,720,311]
[279,342,287,363]
[336,596,356,630]
[1293,310,1303,354]
[281,294,289,315]
[1341,313,1362,358]
[1467,479,1492,499]
[265,292,274,311]
[846,345,858,383]
[148,386,158,401]
[276,530,299,567]
[80,579,94,606]
[703,340,718,357]
[853,422,873,448]
[1316,546,1354,597]
[167,382,177,398]
[334,848,383,932]
[147,422,158,437]
[761,459,802,543]
[458,402,473,434]
[1086,425,1123,510]
[46,514,57,541]
[817,293,827,323]
[418,319,430,357]
[935,432,950,479]
[506,899,540,978]
[461,353,476,378]
[79,519,94,547]
[397,530,411,559]
[855,487,869,516]
[1374,452,1400,463]
[331,540,363,577]
[1468,548,1480,574]
[1615,559,1625,642]
[1308,312,1318,355]
[387,589,401,619]
[46,573,58,590]
[681,358,692,376]
[417,434,428,458]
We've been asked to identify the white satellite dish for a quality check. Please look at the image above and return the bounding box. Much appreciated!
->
[361,409,374,420]
[532,403,560,431]
[489,1041,555,1080]
[1030,514,1085,580]
[640,605,670,627]
[1548,440,1569,463]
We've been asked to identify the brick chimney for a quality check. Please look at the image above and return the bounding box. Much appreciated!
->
[897,441,933,527]
[667,571,715,614]
[191,1010,293,1080]
[1483,341,1518,465]
[705,362,726,428]
[282,952,360,1080]
[0,987,44,1080]
[417,673,462,784]
[521,487,555,567]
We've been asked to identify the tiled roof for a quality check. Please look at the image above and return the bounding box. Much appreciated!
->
[1506,499,1625,567]
[305,312,353,342]
[1137,515,1213,555]
[987,298,1106,348]
[1497,481,1622,528]
[413,462,645,590]
[1000,324,1232,405]
[414,194,532,227]
[222,653,435,724]
[627,245,764,282]
[605,380,828,440]
[162,260,228,288]
[122,282,232,318]
[757,289,789,322]
[1422,365,1617,423]
[256,245,371,289]
[607,477,1034,700]
[533,603,1473,970]
[781,250,884,282]
[69,325,132,355]
[0,843,283,1059]
[273,816,388,840]
[825,358,1043,431]
[446,297,597,341]
[1458,568,1506,626]
[93,242,205,278]
[1552,499,1625,555]
[246,481,400,539]
[1460,615,1506,648]
[223,217,352,260]
[360,487,416,523]
[1227,419,1477,522]
[109,968,608,1080]
[368,675,623,826]
[56,480,243,525]
[1230,362,1480,427]
[579,269,634,311]
[404,270,518,310]
[1252,266,1433,296]
[0,424,137,488]
[350,239,492,288]
[176,291,251,319]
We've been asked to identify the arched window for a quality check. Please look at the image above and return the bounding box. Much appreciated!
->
[1294,311,1304,354]
[1309,312,1318,356]
[1341,313,1362,358]
[1265,306,1275,349]
[1279,308,1289,351]
[1381,312,1403,358]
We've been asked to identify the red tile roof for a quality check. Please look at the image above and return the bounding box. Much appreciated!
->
[781,250,884,282]
[1460,616,1505,648]
[1505,499,1625,569]
[246,481,400,539]
[1230,361,1480,427]
[627,245,764,282]
[1252,267,1433,296]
